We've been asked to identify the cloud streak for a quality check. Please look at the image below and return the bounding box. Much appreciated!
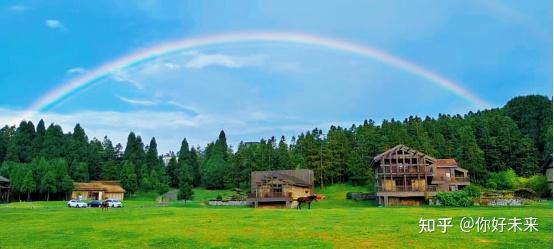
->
[185,53,267,69]
[45,19,66,30]
[66,67,87,75]
[117,96,158,106]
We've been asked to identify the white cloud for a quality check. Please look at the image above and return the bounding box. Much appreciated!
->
[111,70,144,89]
[66,67,86,75]
[9,5,26,11]
[167,101,200,115]
[185,53,267,69]
[45,19,66,30]
[117,96,158,106]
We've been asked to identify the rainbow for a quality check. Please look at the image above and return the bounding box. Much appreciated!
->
[20,31,489,121]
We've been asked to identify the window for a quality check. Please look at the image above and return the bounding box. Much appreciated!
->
[272,184,282,193]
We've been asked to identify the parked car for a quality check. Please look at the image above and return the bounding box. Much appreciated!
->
[88,200,102,207]
[67,200,87,208]
[104,199,123,208]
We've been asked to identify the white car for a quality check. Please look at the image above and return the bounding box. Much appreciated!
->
[104,199,123,208]
[67,200,87,208]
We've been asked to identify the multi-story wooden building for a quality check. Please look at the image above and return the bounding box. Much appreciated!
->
[249,169,314,208]
[373,145,470,206]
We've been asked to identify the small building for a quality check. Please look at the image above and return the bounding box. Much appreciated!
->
[71,181,126,200]
[373,144,470,206]
[249,169,314,208]
[0,175,10,203]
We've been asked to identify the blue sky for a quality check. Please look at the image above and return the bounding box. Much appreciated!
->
[0,1,552,153]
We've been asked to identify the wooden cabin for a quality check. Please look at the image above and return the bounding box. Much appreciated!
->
[0,175,10,203]
[249,169,314,208]
[373,145,470,206]
[71,181,126,200]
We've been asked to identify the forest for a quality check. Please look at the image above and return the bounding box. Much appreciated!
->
[0,95,552,201]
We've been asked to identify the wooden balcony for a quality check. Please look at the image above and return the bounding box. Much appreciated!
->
[376,165,432,176]
[377,185,437,192]
[432,176,470,183]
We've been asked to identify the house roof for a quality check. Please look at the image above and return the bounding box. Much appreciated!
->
[0,175,9,183]
[73,181,126,193]
[373,144,436,162]
[251,169,314,191]
[435,159,458,168]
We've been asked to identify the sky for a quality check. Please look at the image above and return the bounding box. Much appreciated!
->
[0,0,552,153]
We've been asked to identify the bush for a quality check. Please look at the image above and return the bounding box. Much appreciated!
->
[525,175,548,197]
[215,195,223,201]
[462,185,481,198]
[346,192,355,200]
[487,169,518,190]
[436,191,473,207]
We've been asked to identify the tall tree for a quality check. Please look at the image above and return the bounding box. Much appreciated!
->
[21,169,36,201]
[456,126,487,182]
[40,170,57,201]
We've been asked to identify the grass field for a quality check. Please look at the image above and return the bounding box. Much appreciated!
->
[0,184,551,249]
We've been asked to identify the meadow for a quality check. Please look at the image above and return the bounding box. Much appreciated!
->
[0,185,551,249]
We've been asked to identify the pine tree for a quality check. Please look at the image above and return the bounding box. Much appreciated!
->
[456,126,487,182]
[166,156,179,187]
[177,182,194,203]
[189,148,201,187]
[71,162,89,182]
[146,137,160,173]
[119,161,138,195]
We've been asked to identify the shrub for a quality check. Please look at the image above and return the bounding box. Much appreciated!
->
[487,169,518,190]
[215,195,223,201]
[436,191,473,207]
[462,185,481,198]
[525,175,548,197]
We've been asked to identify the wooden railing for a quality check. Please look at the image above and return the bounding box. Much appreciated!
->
[378,185,438,192]
[433,176,470,183]
[249,192,291,198]
[376,165,432,175]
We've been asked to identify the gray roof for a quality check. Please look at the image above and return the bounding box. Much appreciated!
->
[251,169,314,192]
[373,144,437,162]
[0,175,10,182]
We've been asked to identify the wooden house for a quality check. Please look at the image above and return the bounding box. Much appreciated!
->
[71,181,126,200]
[249,169,314,208]
[0,175,10,203]
[373,145,470,206]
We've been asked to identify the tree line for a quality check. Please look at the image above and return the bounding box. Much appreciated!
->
[0,95,551,201]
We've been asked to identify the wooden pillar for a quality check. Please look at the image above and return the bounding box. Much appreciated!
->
[403,175,407,191]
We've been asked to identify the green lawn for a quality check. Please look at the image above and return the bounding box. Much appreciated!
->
[0,184,551,249]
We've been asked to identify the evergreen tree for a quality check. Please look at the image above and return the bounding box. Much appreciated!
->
[177,182,194,203]
[6,121,35,162]
[71,161,89,182]
[119,161,138,195]
[201,131,230,189]
[456,126,487,182]
[189,148,201,187]
[40,170,57,201]
[60,175,73,200]
[146,137,160,173]
[166,156,179,187]
[21,169,36,201]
